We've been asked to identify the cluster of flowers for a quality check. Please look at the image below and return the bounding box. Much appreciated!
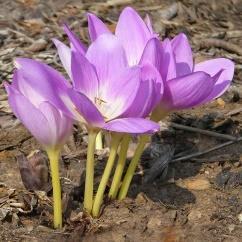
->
[5,7,234,228]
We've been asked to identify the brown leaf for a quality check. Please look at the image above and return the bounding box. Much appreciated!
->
[17,150,49,191]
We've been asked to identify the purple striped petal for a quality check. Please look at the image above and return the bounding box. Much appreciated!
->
[63,24,87,54]
[66,88,104,127]
[162,71,214,109]
[144,14,154,34]
[87,13,111,41]
[160,38,177,81]
[171,33,193,76]
[6,84,53,147]
[14,58,71,114]
[139,37,162,69]
[115,7,152,65]
[52,38,72,79]
[103,118,159,134]
[38,101,73,147]
[100,67,140,120]
[86,34,127,87]
[71,51,99,101]
[194,58,234,101]
[122,64,163,118]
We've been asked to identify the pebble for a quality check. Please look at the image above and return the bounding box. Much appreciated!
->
[147,217,162,230]
[188,210,202,222]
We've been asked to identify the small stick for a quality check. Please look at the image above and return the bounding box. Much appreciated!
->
[7,28,34,43]
[226,107,242,116]
[171,138,242,163]
[169,122,238,141]
[199,38,242,56]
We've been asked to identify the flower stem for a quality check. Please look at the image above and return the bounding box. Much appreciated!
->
[108,135,131,199]
[118,135,150,200]
[84,130,98,214]
[95,131,103,150]
[47,148,62,229]
[92,133,122,217]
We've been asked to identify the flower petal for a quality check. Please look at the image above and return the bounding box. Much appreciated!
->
[87,13,111,41]
[194,58,234,101]
[71,51,99,101]
[38,102,73,147]
[52,38,72,79]
[139,37,162,69]
[160,38,177,81]
[63,24,87,54]
[66,88,105,127]
[171,33,193,76]
[115,7,152,65]
[99,67,140,120]
[86,34,127,87]
[5,84,53,147]
[122,64,163,118]
[162,71,214,109]
[103,118,159,134]
[15,58,71,116]
[144,14,154,34]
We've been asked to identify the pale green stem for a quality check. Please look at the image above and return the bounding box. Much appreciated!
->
[84,130,98,213]
[117,111,169,200]
[46,148,62,229]
[95,131,103,150]
[92,133,122,217]
[118,135,149,200]
[108,135,131,199]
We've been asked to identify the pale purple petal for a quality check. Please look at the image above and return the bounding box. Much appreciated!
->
[139,37,162,69]
[115,7,152,65]
[162,71,214,109]
[71,51,99,101]
[66,88,105,127]
[99,67,140,120]
[15,58,71,114]
[194,58,234,100]
[103,118,159,134]
[171,33,193,76]
[144,14,154,34]
[52,38,72,79]
[63,24,87,54]
[86,34,127,87]
[5,84,53,147]
[122,64,163,118]
[38,102,73,146]
[87,13,111,41]
[160,38,177,81]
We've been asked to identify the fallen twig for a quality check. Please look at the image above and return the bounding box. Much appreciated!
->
[169,122,238,141]
[199,38,242,56]
[171,138,242,163]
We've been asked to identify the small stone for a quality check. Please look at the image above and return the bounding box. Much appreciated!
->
[188,210,202,222]
[216,98,225,108]
[238,213,242,222]
[177,177,211,190]
[135,192,148,204]
[234,162,240,167]
[228,224,235,233]
[147,217,162,230]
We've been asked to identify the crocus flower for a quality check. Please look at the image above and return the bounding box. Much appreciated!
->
[14,29,162,217]
[86,7,234,119]
[150,33,235,121]
[5,69,73,229]
[52,33,162,131]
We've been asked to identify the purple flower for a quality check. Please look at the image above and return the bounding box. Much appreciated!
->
[85,7,234,115]
[13,53,160,134]
[5,70,73,150]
